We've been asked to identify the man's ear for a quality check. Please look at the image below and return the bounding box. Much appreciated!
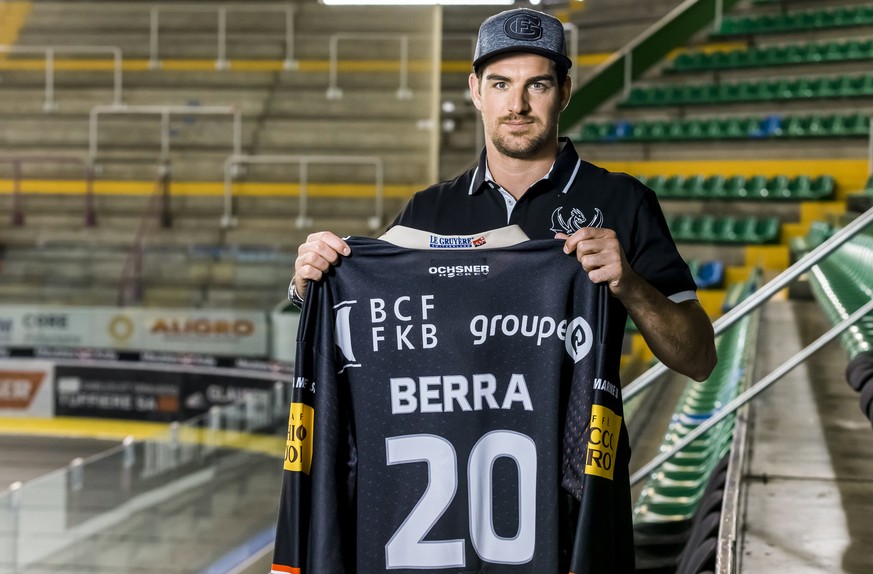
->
[560,76,573,112]
[468,73,482,110]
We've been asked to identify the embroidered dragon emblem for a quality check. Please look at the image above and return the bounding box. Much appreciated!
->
[550,207,604,234]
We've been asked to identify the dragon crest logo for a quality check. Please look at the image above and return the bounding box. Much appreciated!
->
[550,207,604,235]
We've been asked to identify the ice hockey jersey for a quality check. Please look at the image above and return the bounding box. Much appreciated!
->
[272,226,634,574]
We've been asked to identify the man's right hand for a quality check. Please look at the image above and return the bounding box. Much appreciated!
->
[293,231,350,300]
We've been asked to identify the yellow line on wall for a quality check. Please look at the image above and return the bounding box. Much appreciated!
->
[0,178,424,199]
[0,55,615,73]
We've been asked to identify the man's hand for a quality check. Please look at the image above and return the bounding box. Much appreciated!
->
[557,227,636,296]
[293,231,350,299]
[557,228,717,382]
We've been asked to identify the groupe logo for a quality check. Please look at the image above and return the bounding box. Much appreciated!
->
[428,264,490,279]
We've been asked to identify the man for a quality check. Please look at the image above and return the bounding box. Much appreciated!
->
[291,7,716,382]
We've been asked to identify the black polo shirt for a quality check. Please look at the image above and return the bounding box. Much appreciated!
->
[392,138,697,378]
[392,139,695,301]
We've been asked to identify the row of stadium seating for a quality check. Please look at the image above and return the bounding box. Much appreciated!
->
[576,113,871,143]
[802,224,873,358]
[666,214,781,244]
[640,174,834,201]
[669,39,873,72]
[713,5,873,36]
[633,274,759,572]
[622,74,873,107]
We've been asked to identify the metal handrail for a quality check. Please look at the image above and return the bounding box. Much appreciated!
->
[327,33,421,100]
[88,104,243,168]
[148,3,297,70]
[625,206,873,401]
[221,154,385,231]
[0,45,123,110]
[0,155,96,226]
[631,295,873,486]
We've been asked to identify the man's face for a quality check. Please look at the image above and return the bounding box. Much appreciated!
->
[469,53,571,161]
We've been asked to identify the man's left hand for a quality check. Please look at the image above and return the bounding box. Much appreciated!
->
[556,228,638,297]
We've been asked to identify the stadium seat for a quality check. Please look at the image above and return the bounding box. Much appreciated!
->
[763,175,791,198]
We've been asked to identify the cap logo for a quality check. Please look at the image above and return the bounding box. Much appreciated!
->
[504,13,542,41]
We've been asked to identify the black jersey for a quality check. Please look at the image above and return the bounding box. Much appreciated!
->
[272,227,634,574]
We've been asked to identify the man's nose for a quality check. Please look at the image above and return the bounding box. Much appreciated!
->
[508,87,530,114]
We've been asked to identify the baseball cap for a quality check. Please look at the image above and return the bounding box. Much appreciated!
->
[473,8,572,72]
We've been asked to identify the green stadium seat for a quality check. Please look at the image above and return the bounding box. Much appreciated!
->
[723,176,745,198]
[664,175,686,197]
[824,41,851,62]
[865,175,873,193]
[788,175,812,199]
[670,214,697,242]
[646,175,666,195]
[712,216,738,242]
[703,175,726,199]
[735,217,761,243]
[738,175,767,198]
[809,175,835,198]
[694,215,718,241]
[648,120,672,141]
[854,75,873,96]
[763,175,791,199]
[673,51,706,71]
[682,175,708,198]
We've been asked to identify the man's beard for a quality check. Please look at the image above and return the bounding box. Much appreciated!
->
[489,116,553,159]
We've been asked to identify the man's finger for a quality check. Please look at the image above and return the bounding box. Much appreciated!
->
[308,231,351,257]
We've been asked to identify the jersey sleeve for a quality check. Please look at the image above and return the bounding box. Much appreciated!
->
[628,186,698,302]
[563,284,636,574]
[272,279,356,574]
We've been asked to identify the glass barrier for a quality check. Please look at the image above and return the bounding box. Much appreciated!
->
[0,380,290,573]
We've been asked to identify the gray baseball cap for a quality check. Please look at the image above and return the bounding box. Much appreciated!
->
[473,8,572,72]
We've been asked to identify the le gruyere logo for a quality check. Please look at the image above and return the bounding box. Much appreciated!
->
[585,404,621,480]
[284,403,313,474]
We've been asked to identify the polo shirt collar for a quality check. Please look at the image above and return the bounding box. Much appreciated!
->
[467,137,583,197]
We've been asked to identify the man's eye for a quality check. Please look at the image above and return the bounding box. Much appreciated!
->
[493,82,507,89]
[530,83,546,90]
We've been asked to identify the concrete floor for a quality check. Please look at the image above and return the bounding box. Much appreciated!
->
[739,301,873,574]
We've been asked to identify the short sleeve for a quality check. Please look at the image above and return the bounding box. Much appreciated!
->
[627,188,697,302]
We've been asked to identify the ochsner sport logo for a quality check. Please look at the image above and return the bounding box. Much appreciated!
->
[469,314,593,363]
[429,264,489,278]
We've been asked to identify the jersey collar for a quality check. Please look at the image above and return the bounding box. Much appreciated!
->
[467,137,583,197]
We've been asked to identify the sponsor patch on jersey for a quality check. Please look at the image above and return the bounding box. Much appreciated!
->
[584,404,621,480]
[428,258,489,279]
[428,235,487,249]
[284,403,314,474]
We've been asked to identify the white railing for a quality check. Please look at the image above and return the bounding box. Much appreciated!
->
[88,104,243,168]
[148,3,297,70]
[327,33,419,100]
[221,154,384,231]
[0,45,123,111]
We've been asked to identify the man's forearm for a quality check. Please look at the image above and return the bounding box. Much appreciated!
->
[619,276,717,382]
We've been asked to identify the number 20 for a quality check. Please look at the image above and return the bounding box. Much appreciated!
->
[384,430,537,569]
